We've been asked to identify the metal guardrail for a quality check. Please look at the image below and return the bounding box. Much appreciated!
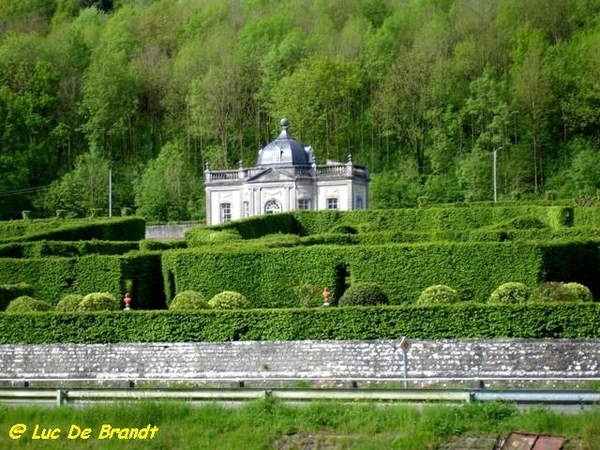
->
[0,387,598,408]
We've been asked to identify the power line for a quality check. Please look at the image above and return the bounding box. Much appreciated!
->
[0,185,50,198]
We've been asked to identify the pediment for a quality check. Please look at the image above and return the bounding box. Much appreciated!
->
[247,167,296,183]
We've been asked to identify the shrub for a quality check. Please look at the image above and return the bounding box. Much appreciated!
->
[55,294,84,312]
[531,282,570,303]
[533,282,594,303]
[0,282,33,311]
[295,284,324,308]
[208,291,250,310]
[169,290,208,311]
[5,296,52,313]
[417,285,460,305]
[78,292,120,312]
[489,282,530,305]
[562,282,594,302]
[338,283,389,307]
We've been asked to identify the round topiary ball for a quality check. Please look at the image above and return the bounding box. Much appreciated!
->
[489,282,530,305]
[338,283,389,307]
[208,291,250,310]
[55,294,84,312]
[78,292,120,312]
[531,282,570,303]
[562,282,593,302]
[169,290,208,310]
[416,285,460,305]
[5,296,52,313]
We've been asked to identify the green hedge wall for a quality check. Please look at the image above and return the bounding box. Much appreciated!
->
[163,240,600,306]
[0,217,145,243]
[0,303,598,344]
[0,255,123,306]
[0,240,140,258]
[291,206,582,235]
[183,206,598,246]
[0,247,164,311]
[162,246,343,307]
[573,207,600,228]
[0,252,167,309]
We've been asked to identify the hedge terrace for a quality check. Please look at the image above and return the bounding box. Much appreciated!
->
[0,303,599,344]
[0,217,145,244]
[162,240,600,306]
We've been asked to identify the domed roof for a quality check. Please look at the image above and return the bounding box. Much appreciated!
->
[257,119,312,166]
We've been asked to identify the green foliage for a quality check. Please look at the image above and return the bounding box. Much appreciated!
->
[338,282,389,307]
[55,294,83,312]
[78,292,120,311]
[40,150,110,218]
[163,238,600,307]
[294,284,323,308]
[0,0,600,218]
[0,240,139,258]
[134,141,204,222]
[0,282,32,311]
[5,296,51,313]
[169,290,208,311]
[0,217,145,244]
[208,291,250,310]
[417,285,460,305]
[185,228,242,247]
[1,303,600,343]
[532,281,594,303]
[562,282,594,302]
[489,282,530,305]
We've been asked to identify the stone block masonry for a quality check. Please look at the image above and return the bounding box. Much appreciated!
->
[0,339,598,386]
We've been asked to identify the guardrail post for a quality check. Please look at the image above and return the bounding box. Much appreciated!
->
[56,390,66,407]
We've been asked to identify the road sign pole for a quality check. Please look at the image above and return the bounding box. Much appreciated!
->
[399,337,411,389]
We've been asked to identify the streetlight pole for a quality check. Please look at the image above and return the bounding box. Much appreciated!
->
[493,147,502,204]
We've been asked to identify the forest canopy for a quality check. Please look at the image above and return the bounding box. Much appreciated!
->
[1,0,600,220]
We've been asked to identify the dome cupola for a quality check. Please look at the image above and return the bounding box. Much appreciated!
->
[257,118,312,166]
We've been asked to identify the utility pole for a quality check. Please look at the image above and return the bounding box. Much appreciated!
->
[108,169,112,217]
[493,147,502,204]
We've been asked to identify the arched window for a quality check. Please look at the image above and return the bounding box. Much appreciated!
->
[264,200,281,214]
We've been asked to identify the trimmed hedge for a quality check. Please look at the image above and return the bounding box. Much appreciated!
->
[0,217,145,243]
[162,240,600,306]
[162,246,343,307]
[184,207,599,246]
[0,251,166,309]
[0,240,140,258]
[291,206,583,235]
[0,303,599,343]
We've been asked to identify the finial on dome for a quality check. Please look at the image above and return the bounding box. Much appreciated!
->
[280,118,289,129]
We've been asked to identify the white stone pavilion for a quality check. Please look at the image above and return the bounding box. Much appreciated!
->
[204,119,369,225]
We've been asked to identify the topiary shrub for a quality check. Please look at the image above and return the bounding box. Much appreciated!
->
[5,296,52,313]
[78,292,120,312]
[531,282,570,303]
[338,282,389,307]
[417,285,460,305]
[294,284,323,308]
[55,294,84,312]
[489,282,530,305]
[208,291,250,310]
[532,281,594,303]
[169,290,208,311]
[562,282,594,302]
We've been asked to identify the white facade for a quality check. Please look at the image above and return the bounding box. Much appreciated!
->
[204,120,369,225]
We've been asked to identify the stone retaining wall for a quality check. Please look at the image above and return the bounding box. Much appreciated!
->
[1,339,598,386]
